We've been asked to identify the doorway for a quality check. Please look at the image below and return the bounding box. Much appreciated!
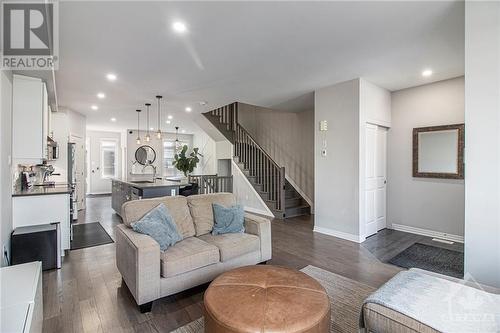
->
[87,137,119,194]
[365,124,388,237]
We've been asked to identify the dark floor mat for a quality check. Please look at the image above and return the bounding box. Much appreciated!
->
[71,222,114,250]
[388,242,464,278]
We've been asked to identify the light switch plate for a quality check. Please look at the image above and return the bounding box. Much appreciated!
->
[319,120,328,131]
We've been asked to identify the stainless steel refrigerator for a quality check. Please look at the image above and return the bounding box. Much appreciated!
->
[68,143,78,222]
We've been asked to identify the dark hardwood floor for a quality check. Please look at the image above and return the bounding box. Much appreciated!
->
[362,228,464,263]
[43,196,402,333]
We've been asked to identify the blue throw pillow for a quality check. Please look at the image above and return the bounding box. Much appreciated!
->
[212,203,245,235]
[132,204,182,251]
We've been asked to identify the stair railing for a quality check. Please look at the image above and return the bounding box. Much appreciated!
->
[235,123,286,213]
[205,102,286,214]
[208,102,238,133]
[188,175,233,194]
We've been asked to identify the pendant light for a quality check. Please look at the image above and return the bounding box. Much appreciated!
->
[145,103,151,142]
[156,95,162,139]
[136,109,142,145]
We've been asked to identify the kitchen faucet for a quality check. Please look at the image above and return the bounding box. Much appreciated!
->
[142,163,157,183]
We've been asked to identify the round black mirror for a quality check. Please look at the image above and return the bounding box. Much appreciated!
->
[135,145,156,165]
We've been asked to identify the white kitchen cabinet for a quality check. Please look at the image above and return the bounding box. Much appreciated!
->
[0,262,43,333]
[42,82,48,159]
[13,194,70,252]
[12,75,49,162]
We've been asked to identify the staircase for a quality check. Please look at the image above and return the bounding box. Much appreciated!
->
[203,102,310,219]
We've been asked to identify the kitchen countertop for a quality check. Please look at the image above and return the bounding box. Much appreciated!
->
[12,184,72,197]
[112,178,188,189]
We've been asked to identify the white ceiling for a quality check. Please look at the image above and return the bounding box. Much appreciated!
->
[56,1,465,132]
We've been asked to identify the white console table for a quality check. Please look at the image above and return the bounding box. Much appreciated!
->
[0,262,43,333]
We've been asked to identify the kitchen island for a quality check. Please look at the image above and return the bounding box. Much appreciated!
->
[111,178,186,216]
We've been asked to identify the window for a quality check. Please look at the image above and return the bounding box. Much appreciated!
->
[101,140,118,178]
[163,139,189,177]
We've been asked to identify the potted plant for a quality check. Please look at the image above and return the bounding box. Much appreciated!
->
[172,145,201,177]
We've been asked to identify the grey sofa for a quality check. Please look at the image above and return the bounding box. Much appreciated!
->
[115,193,272,312]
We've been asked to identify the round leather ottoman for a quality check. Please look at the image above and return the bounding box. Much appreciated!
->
[204,265,331,333]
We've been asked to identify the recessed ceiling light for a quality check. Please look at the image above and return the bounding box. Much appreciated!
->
[110,117,116,122]
[185,106,192,112]
[106,73,117,81]
[172,21,187,33]
[91,105,98,110]
[97,92,106,99]
[422,69,433,77]
[167,115,173,120]
[166,120,171,124]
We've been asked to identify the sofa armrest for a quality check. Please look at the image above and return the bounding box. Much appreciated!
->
[244,213,272,261]
[115,224,160,305]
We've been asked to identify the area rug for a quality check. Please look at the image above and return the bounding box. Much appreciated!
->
[388,242,463,278]
[70,222,114,250]
[170,265,376,333]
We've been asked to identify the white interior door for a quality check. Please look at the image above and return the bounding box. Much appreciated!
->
[365,124,387,237]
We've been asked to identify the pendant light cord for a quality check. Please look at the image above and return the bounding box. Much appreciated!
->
[145,103,151,136]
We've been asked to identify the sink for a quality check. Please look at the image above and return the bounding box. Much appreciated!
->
[130,180,154,184]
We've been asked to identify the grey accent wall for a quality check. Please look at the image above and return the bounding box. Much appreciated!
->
[388,77,465,237]
[0,70,13,266]
[464,1,500,288]
[238,103,314,205]
[314,79,360,235]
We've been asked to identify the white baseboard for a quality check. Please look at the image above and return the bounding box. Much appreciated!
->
[390,223,464,243]
[244,206,274,218]
[313,226,365,243]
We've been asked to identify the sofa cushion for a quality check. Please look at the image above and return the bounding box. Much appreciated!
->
[199,233,260,262]
[160,237,220,278]
[212,203,245,235]
[187,193,236,236]
[131,204,182,251]
[122,196,196,238]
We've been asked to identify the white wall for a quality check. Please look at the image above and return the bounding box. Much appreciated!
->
[314,79,361,239]
[216,140,232,160]
[192,126,217,175]
[464,2,500,288]
[388,77,465,238]
[231,161,273,217]
[0,70,13,266]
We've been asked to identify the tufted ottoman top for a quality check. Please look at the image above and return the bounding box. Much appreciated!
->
[204,265,331,333]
